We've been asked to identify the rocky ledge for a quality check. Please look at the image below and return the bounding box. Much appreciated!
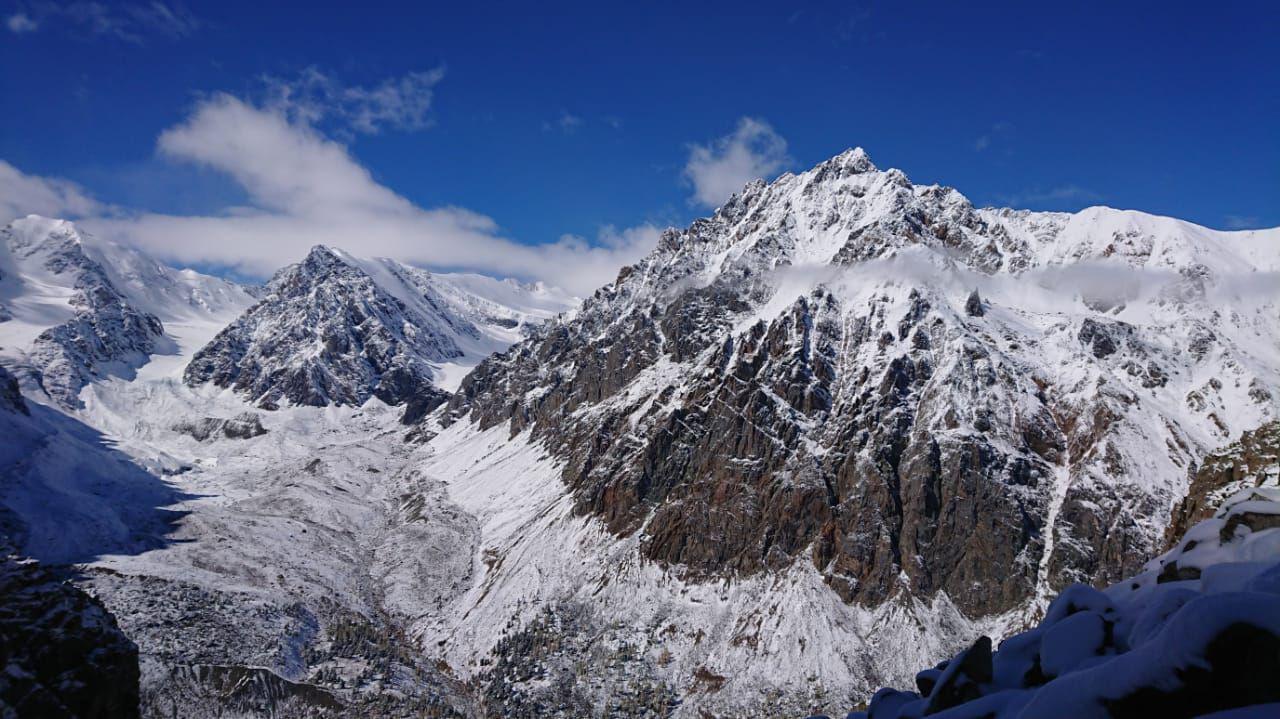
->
[832,486,1280,719]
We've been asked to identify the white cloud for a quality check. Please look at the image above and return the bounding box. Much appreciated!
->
[542,110,582,134]
[996,185,1101,208]
[973,121,1012,152]
[75,95,656,295]
[12,2,200,42]
[0,161,103,223]
[1224,215,1261,230]
[6,12,38,32]
[263,67,445,135]
[683,117,791,209]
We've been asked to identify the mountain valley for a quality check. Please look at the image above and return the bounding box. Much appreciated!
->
[0,148,1277,718]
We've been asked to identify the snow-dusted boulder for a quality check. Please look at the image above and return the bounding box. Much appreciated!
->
[172,412,268,442]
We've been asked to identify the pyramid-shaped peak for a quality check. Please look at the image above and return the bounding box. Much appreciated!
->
[297,244,353,272]
[305,244,341,260]
[828,146,877,173]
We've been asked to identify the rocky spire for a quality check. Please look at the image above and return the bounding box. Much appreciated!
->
[965,288,985,316]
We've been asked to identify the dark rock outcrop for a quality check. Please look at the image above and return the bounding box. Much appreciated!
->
[0,366,26,415]
[964,289,985,317]
[1166,421,1280,548]
[0,547,140,718]
[172,412,269,442]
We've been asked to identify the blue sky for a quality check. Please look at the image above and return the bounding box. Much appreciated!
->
[1,1,1276,289]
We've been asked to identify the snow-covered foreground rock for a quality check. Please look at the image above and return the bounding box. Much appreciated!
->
[840,486,1280,719]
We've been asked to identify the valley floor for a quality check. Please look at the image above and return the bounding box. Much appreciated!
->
[4,358,1008,718]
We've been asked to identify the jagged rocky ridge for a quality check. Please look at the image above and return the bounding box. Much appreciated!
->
[838,485,1280,719]
[184,245,460,412]
[1,218,165,407]
[444,147,1280,620]
[1166,421,1280,547]
[182,245,575,419]
[0,215,257,408]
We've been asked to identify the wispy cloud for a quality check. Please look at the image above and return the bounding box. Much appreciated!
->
[262,66,445,136]
[542,110,583,134]
[34,91,658,295]
[683,117,791,209]
[973,121,1013,152]
[7,2,201,42]
[5,12,37,32]
[0,161,104,223]
[1223,214,1261,230]
[996,185,1101,208]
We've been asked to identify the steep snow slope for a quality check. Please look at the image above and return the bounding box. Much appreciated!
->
[421,148,1280,715]
[426,270,579,391]
[0,215,255,407]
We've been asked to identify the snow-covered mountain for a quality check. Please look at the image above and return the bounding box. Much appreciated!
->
[183,244,576,419]
[0,148,1276,718]
[0,222,577,716]
[417,148,1280,714]
[0,215,256,407]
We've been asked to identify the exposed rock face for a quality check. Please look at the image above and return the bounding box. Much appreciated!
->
[844,487,1280,719]
[1165,421,1280,548]
[0,366,26,415]
[443,147,1280,621]
[184,246,460,410]
[172,412,269,442]
[964,289,985,317]
[0,546,140,718]
[3,219,165,408]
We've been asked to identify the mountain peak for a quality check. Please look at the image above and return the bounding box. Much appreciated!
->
[302,243,345,266]
[828,146,876,173]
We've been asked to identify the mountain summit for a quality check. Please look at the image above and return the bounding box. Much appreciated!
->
[185,244,463,411]
[183,244,576,416]
[423,147,1280,713]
